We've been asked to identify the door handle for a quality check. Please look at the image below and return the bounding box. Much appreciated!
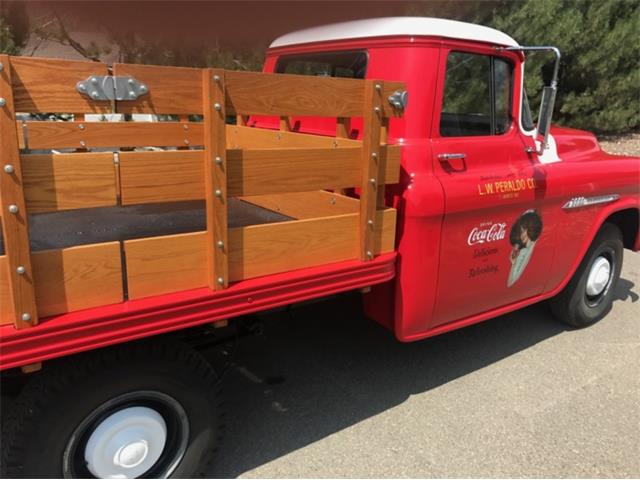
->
[438,153,467,161]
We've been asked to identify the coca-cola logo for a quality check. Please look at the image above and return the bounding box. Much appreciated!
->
[468,222,507,246]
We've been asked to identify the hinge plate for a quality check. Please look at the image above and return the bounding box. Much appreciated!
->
[76,75,149,101]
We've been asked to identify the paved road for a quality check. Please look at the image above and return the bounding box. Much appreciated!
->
[205,251,639,478]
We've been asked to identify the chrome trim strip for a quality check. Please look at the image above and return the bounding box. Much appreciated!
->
[562,194,620,210]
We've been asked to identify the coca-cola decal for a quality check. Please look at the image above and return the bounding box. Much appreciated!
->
[467,222,507,246]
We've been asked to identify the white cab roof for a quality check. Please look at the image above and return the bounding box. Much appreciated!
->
[270,17,519,49]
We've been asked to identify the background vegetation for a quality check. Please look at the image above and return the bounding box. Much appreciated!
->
[1,0,638,133]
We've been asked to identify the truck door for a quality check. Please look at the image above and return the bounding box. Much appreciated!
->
[430,46,555,328]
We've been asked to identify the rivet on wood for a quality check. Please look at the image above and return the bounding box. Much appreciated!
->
[369,178,376,185]
[216,240,224,249]
[0,98,6,107]
[217,277,224,285]
[371,152,378,160]
[21,313,31,322]
[184,139,190,145]
[0,62,3,71]
[183,124,189,130]
[214,103,222,111]
[4,164,14,174]
[213,75,221,82]
[375,84,382,91]
[80,140,86,148]
[366,251,374,259]
[374,106,381,113]
[215,156,222,165]
[16,266,25,275]
[78,123,85,130]
[367,219,374,226]
[215,189,222,197]
[8,204,18,214]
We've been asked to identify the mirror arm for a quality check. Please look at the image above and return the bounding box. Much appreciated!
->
[496,45,562,155]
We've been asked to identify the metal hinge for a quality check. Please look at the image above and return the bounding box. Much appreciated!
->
[76,75,149,101]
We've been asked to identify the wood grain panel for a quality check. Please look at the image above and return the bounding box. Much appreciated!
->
[124,232,207,299]
[227,124,360,149]
[119,150,203,205]
[124,209,396,300]
[21,153,117,213]
[31,243,123,318]
[225,71,404,117]
[118,146,400,204]
[114,63,203,115]
[240,191,359,219]
[0,55,38,328]
[11,56,110,113]
[25,121,203,149]
[0,256,13,325]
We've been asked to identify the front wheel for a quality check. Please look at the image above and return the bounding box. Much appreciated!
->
[1,340,221,478]
[550,222,623,328]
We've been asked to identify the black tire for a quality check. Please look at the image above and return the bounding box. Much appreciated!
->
[1,339,221,478]
[550,222,623,328]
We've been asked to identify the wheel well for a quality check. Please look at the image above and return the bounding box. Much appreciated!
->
[606,208,639,249]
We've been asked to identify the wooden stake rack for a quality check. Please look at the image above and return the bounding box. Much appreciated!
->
[0,56,404,329]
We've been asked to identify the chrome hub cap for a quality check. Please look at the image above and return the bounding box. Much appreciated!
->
[84,406,167,478]
[586,256,611,297]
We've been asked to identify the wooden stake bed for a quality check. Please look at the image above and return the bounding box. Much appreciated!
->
[0,56,404,331]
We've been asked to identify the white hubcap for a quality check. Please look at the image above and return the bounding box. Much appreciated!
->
[84,406,167,479]
[586,256,611,296]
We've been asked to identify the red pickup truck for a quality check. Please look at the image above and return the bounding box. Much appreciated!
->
[1,17,638,478]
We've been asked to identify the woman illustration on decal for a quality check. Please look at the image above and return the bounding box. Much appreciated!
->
[507,209,543,287]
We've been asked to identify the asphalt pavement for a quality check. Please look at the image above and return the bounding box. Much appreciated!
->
[205,251,639,478]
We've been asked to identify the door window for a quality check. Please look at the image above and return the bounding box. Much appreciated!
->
[440,52,513,137]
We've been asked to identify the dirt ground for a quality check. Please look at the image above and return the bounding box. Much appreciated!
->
[598,132,640,157]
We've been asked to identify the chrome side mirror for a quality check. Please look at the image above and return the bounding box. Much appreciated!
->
[499,45,561,155]
[536,85,557,150]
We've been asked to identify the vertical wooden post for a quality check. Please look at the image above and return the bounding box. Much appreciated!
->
[203,68,228,290]
[279,116,291,132]
[359,80,384,262]
[377,117,390,207]
[336,117,351,138]
[0,55,38,328]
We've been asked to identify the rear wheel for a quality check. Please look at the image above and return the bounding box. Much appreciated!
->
[1,339,221,478]
[550,223,623,327]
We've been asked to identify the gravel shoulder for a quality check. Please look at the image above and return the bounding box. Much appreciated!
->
[598,132,640,156]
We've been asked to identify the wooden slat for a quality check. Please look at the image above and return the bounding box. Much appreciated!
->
[359,80,384,261]
[240,191,359,219]
[24,121,203,149]
[32,243,123,318]
[118,146,400,204]
[119,150,203,204]
[336,117,351,138]
[0,55,38,328]
[124,209,396,299]
[203,68,228,290]
[225,70,403,117]
[11,57,110,113]
[227,124,360,149]
[21,153,117,213]
[114,63,203,115]
[0,256,13,325]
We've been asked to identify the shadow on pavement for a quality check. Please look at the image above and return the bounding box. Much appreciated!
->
[204,276,634,477]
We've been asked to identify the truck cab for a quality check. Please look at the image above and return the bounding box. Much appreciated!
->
[260,17,639,341]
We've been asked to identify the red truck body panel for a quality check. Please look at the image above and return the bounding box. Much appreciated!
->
[264,35,640,341]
